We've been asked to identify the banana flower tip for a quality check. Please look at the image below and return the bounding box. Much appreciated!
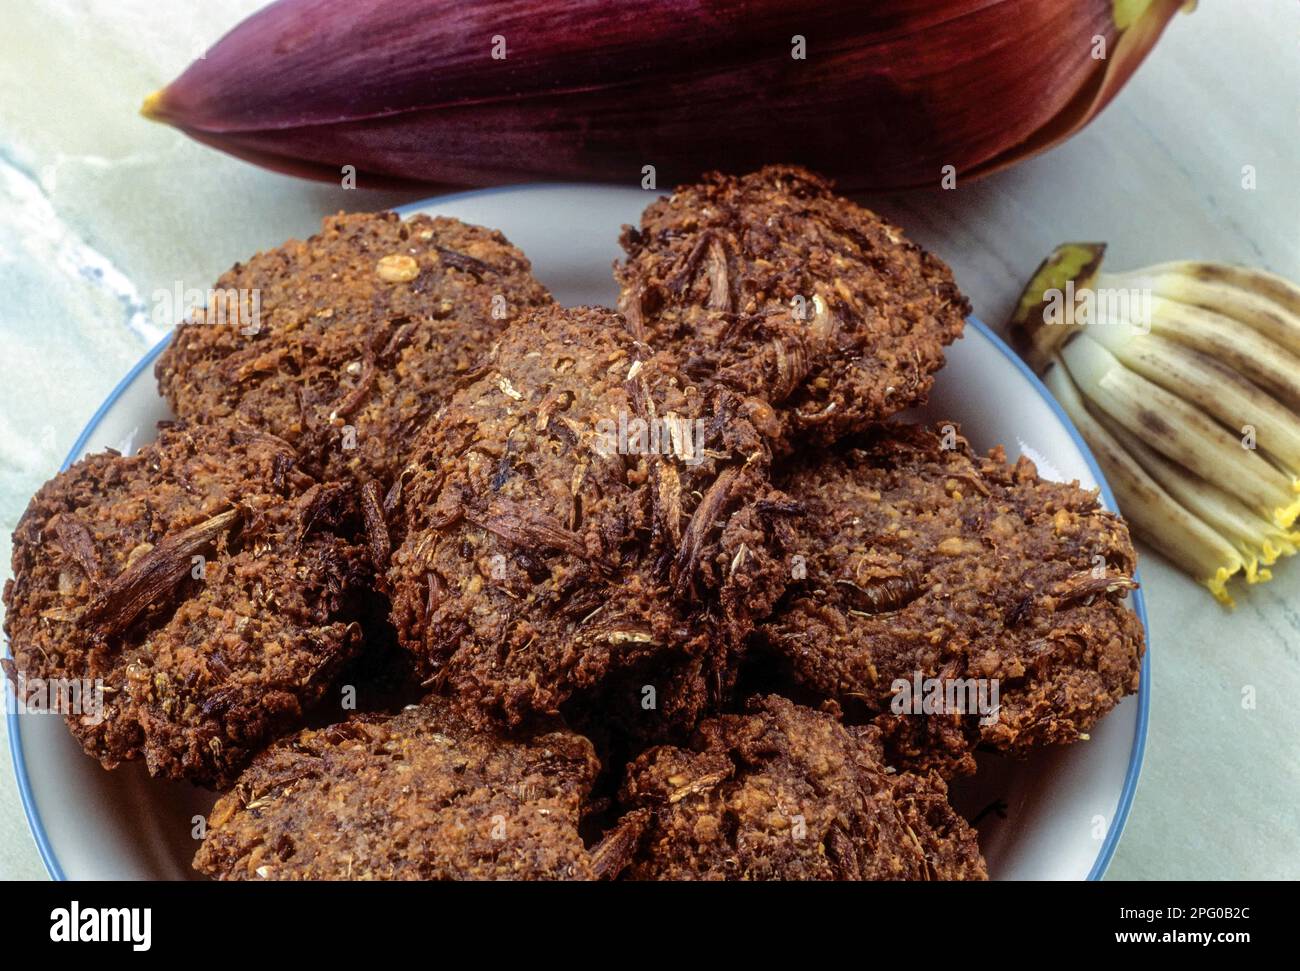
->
[140,89,169,123]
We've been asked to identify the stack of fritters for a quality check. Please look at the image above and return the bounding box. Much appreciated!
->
[3,166,1144,880]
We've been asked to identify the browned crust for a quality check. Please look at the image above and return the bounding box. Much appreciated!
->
[755,423,1144,775]
[155,212,552,486]
[618,695,986,880]
[2,421,371,788]
[193,699,602,880]
[616,166,968,451]
[386,304,798,741]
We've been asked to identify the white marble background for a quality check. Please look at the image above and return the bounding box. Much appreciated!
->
[1,1,1297,880]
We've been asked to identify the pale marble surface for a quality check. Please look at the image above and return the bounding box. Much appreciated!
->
[1,1,1296,880]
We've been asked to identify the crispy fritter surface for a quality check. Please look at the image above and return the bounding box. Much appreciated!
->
[756,424,1144,774]
[388,305,797,739]
[616,166,968,450]
[194,700,605,880]
[618,695,986,880]
[2,421,370,788]
[156,212,552,484]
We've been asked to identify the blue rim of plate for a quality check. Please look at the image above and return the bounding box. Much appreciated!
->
[6,185,1149,882]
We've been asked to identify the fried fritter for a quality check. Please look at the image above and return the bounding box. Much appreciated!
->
[755,424,1144,775]
[193,700,610,881]
[616,166,968,451]
[618,694,986,880]
[2,421,371,788]
[156,212,553,485]
[388,305,797,739]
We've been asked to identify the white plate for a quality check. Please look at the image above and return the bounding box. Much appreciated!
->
[6,185,1149,880]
